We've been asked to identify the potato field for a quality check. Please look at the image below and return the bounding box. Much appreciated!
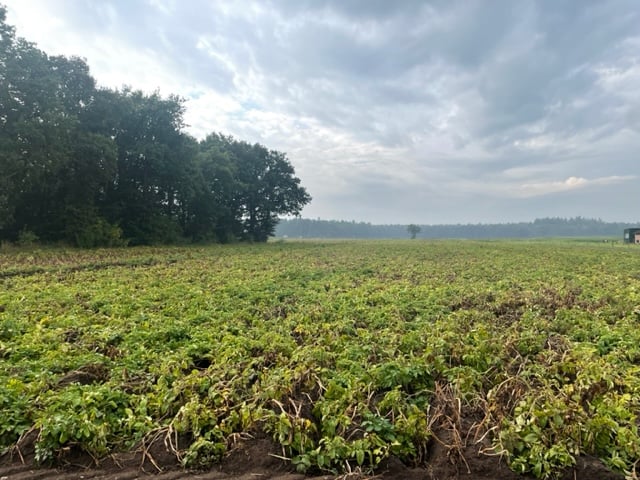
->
[1,240,639,479]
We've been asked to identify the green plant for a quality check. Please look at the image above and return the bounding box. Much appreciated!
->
[17,229,38,246]
[0,378,31,449]
[1,240,640,478]
[34,385,135,463]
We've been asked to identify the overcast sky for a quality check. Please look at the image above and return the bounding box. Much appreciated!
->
[4,0,640,224]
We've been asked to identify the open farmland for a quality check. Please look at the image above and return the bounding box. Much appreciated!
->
[1,240,639,480]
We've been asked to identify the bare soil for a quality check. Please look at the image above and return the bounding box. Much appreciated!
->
[0,430,623,480]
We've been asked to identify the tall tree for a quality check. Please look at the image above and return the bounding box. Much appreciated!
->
[0,8,311,246]
[0,7,114,241]
[185,134,238,242]
[0,6,16,227]
[97,88,190,244]
[218,136,311,242]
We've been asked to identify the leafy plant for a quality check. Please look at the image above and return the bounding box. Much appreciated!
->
[1,240,640,478]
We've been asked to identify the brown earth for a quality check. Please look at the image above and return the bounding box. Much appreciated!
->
[0,385,625,480]
[0,430,624,480]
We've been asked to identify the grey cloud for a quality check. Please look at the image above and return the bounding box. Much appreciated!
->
[467,1,639,144]
[55,1,238,91]
[50,0,117,33]
[229,0,638,158]
[6,0,639,223]
[272,0,428,22]
[242,0,639,219]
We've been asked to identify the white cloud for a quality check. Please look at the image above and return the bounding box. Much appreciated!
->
[516,175,636,198]
[452,175,637,202]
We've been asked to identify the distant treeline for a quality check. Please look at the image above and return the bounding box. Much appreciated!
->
[0,7,310,247]
[276,217,638,239]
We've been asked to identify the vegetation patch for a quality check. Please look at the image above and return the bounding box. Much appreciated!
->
[1,240,639,479]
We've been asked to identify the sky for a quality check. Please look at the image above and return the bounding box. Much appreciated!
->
[4,0,640,225]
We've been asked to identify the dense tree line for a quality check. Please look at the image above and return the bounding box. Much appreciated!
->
[276,217,639,240]
[0,7,310,246]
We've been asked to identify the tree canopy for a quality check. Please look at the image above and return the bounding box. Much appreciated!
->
[0,6,310,246]
[407,224,421,239]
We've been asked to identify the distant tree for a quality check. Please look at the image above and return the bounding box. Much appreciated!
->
[407,224,421,239]
[276,217,635,240]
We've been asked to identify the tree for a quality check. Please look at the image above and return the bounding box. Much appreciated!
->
[239,145,311,242]
[407,224,421,239]
[0,7,115,241]
[95,88,192,245]
[199,134,311,242]
[0,8,311,246]
[185,133,238,242]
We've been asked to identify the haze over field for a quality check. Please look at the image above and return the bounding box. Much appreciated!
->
[5,0,639,224]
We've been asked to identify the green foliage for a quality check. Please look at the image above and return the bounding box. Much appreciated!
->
[63,208,126,248]
[0,378,31,448]
[407,224,421,239]
[1,240,640,478]
[498,352,640,478]
[34,385,137,463]
[16,229,39,247]
[182,437,226,469]
[73,219,126,248]
[0,12,310,246]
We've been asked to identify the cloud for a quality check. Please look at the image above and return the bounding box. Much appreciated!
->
[517,175,636,197]
[455,174,637,201]
[3,0,640,223]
